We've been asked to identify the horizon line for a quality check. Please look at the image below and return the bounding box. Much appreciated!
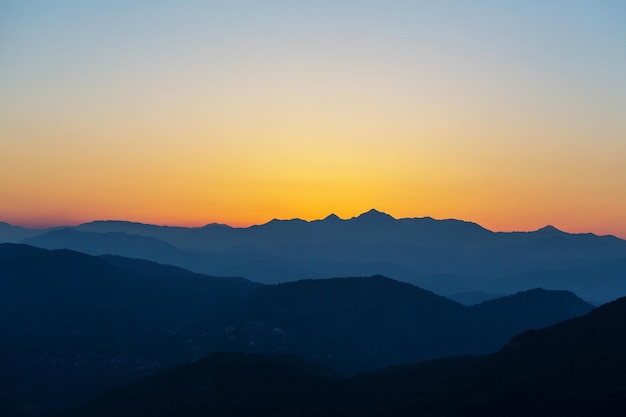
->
[2,209,620,239]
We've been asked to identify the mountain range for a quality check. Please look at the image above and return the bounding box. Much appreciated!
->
[0,244,593,415]
[3,210,626,302]
[59,294,626,417]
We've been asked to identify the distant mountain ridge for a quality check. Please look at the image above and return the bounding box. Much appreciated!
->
[4,209,626,301]
[0,221,46,242]
[7,209,603,246]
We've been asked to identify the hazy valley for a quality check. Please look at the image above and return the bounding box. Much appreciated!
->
[4,210,626,303]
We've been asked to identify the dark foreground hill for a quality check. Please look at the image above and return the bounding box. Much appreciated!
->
[0,244,259,414]
[59,353,340,417]
[60,297,626,417]
[0,244,592,414]
[223,278,592,373]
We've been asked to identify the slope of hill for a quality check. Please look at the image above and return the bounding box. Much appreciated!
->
[230,276,467,373]
[59,353,339,417]
[22,229,183,262]
[463,288,595,352]
[60,297,626,417]
[0,244,259,413]
[490,257,626,304]
[0,222,43,243]
[218,277,592,373]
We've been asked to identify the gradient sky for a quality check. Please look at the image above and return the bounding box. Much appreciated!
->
[1,1,625,237]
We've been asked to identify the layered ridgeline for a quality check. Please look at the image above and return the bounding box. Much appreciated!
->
[4,210,626,302]
[0,244,592,415]
[0,244,259,415]
[60,296,626,417]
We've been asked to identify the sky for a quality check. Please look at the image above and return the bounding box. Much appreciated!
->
[1,1,625,237]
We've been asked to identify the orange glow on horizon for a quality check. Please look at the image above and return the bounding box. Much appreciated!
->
[2,2,624,240]
[4,206,625,240]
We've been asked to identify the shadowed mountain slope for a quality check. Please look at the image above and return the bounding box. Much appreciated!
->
[0,244,259,413]
[60,297,626,417]
[23,228,184,263]
[0,222,43,243]
[60,353,339,417]
[220,277,592,373]
[490,257,626,303]
[0,244,594,415]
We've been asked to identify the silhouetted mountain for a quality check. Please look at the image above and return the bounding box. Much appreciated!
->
[0,241,48,261]
[0,244,258,413]
[474,296,626,416]
[99,254,248,282]
[0,222,43,243]
[0,244,593,415]
[61,297,626,417]
[76,220,193,237]
[343,293,626,416]
[534,224,565,235]
[12,210,626,301]
[59,353,339,417]
[226,276,467,373]
[469,288,593,325]
[353,208,396,223]
[489,257,626,304]
[321,213,342,222]
[464,288,594,352]
[23,229,182,260]
[217,277,592,373]
[7,209,626,302]
[21,229,238,279]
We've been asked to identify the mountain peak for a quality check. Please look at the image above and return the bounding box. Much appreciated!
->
[200,222,232,229]
[536,225,563,234]
[265,218,307,225]
[354,209,395,222]
[80,220,148,226]
[323,213,342,222]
